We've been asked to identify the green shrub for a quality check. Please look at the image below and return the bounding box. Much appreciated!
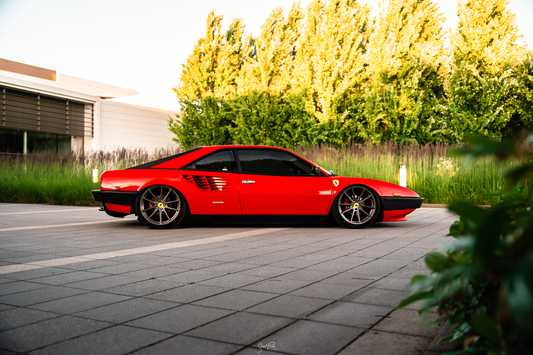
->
[361,61,448,144]
[399,134,533,354]
[228,91,320,148]
[168,96,233,149]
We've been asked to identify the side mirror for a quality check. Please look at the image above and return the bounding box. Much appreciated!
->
[312,166,321,175]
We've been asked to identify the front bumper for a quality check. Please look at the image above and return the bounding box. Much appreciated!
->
[92,190,139,217]
[380,196,424,210]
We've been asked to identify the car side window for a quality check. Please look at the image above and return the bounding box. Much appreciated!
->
[184,150,237,172]
[237,149,314,176]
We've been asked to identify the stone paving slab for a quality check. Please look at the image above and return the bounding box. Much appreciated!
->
[0,315,111,353]
[185,312,294,346]
[131,335,243,355]
[373,309,440,338]
[308,301,393,328]
[74,298,178,324]
[101,278,183,297]
[0,203,455,354]
[0,308,60,332]
[246,295,331,318]
[147,283,229,303]
[338,330,433,355]
[255,320,364,355]
[192,289,279,311]
[126,304,233,334]
[29,325,171,355]
[29,291,131,314]
[342,287,408,307]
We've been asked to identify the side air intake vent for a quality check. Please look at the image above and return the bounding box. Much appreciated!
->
[182,175,233,191]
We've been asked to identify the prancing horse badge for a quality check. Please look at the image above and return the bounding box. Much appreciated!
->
[333,180,339,187]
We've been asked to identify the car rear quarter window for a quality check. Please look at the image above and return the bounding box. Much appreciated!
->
[184,150,237,172]
[128,147,202,169]
[237,149,313,176]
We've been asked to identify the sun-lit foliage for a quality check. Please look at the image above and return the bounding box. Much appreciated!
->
[448,0,532,141]
[362,0,448,144]
[173,11,246,102]
[237,3,304,96]
[291,0,372,122]
[170,0,532,148]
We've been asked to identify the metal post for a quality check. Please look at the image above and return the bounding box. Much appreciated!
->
[81,135,85,164]
[23,131,27,154]
[399,165,406,187]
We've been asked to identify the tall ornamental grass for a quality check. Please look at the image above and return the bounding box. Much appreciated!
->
[296,142,512,205]
[0,143,512,206]
[0,161,97,206]
[0,148,181,206]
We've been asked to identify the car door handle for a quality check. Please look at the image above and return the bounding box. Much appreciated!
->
[242,180,255,184]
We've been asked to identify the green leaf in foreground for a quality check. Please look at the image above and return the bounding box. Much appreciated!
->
[398,291,432,308]
[506,255,533,330]
[402,132,533,354]
[471,312,503,347]
[425,252,455,272]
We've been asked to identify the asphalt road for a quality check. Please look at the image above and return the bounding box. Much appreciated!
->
[0,203,455,355]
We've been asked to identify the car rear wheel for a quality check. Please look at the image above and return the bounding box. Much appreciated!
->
[333,185,380,228]
[135,185,186,229]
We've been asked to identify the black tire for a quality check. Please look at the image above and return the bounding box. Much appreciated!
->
[333,185,380,228]
[135,185,187,229]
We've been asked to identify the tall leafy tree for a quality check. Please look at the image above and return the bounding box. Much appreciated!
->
[238,3,304,95]
[214,18,247,99]
[292,0,372,123]
[173,11,245,102]
[171,11,246,148]
[504,56,533,138]
[362,0,448,144]
[448,0,529,141]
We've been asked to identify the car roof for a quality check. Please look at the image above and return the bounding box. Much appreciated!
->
[146,145,314,170]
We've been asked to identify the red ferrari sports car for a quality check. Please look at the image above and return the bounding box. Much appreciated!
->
[92,146,423,229]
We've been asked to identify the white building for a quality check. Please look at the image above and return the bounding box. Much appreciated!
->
[0,58,178,153]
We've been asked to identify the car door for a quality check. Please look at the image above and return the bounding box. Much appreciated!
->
[237,148,332,215]
[180,149,242,215]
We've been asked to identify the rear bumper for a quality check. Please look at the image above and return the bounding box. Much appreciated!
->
[380,197,424,211]
[92,190,138,217]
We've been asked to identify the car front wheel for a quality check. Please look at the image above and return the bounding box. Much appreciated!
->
[135,185,186,229]
[333,185,380,228]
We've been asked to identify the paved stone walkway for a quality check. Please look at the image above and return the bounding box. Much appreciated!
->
[0,203,455,354]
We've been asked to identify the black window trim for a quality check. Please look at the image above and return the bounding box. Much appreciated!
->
[235,147,322,177]
[179,148,239,173]
[176,147,325,176]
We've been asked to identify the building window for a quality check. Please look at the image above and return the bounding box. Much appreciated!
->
[1,85,93,151]
[0,128,71,154]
